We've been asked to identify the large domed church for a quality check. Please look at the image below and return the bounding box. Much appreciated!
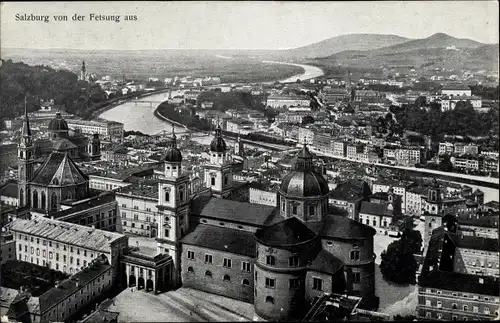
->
[150,124,378,320]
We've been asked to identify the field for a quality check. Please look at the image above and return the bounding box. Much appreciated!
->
[2,48,304,83]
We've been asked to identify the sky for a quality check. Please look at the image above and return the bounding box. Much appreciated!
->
[1,1,499,50]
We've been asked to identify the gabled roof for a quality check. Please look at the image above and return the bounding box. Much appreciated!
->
[359,201,394,217]
[52,138,77,152]
[189,195,280,227]
[0,180,18,198]
[308,249,344,275]
[180,224,256,257]
[306,214,376,240]
[255,217,317,247]
[31,152,88,186]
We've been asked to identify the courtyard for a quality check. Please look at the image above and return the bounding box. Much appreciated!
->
[105,287,258,322]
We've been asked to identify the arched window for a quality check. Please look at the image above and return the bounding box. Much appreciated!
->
[179,190,184,201]
[26,188,31,206]
[41,191,46,209]
[242,279,250,286]
[211,177,216,186]
[223,274,231,282]
[187,266,194,273]
[165,192,170,202]
[19,189,24,206]
[266,296,274,304]
[32,190,38,209]
[51,192,58,210]
[53,178,59,185]
[65,191,72,201]
[205,270,212,278]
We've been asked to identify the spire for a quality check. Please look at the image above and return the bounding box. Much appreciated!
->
[82,60,86,72]
[171,126,177,148]
[21,95,31,137]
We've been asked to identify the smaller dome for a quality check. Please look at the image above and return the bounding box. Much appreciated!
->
[48,112,69,132]
[280,171,330,197]
[210,126,227,152]
[163,147,183,163]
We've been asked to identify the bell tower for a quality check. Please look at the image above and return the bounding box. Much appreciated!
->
[18,96,35,208]
[204,124,233,197]
[155,127,190,287]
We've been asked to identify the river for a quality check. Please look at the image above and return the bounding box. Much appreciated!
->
[98,60,325,135]
[263,60,324,83]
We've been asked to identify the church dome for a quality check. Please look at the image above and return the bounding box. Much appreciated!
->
[210,126,227,152]
[163,147,183,162]
[162,130,183,162]
[280,170,330,197]
[48,112,69,132]
[279,145,330,197]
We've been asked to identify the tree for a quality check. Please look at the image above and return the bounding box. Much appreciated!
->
[296,79,301,83]
[439,154,454,172]
[414,95,427,108]
[301,115,315,125]
[379,239,418,285]
[401,229,422,254]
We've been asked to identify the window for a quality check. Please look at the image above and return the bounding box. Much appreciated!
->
[211,177,215,186]
[289,278,300,289]
[426,312,432,318]
[165,192,170,202]
[353,272,361,283]
[437,314,442,320]
[484,308,490,315]
[242,279,250,286]
[313,277,322,291]
[473,306,478,313]
[426,300,431,306]
[437,301,442,309]
[308,205,315,216]
[164,229,169,238]
[265,278,275,288]
[205,270,212,277]
[204,254,213,264]
[463,305,468,311]
[242,261,251,272]
[266,296,274,304]
[187,266,194,273]
[289,255,299,267]
[223,275,231,282]
[187,251,195,260]
[292,205,297,215]
[223,258,232,268]
[266,255,276,266]
[452,303,458,310]
[350,250,360,260]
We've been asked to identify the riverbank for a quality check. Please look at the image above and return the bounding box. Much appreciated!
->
[89,88,170,120]
[153,107,189,131]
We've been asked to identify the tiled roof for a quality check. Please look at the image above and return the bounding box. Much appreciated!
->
[359,201,394,217]
[306,214,376,240]
[8,217,126,252]
[255,217,317,247]
[419,228,500,296]
[0,180,18,198]
[31,152,88,186]
[37,257,111,314]
[308,249,344,275]
[189,195,280,227]
[329,182,363,202]
[52,192,116,219]
[180,224,256,257]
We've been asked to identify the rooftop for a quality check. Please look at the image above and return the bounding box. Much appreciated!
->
[116,181,159,199]
[79,309,119,323]
[180,224,256,257]
[306,214,376,240]
[308,249,344,275]
[190,195,280,227]
[8,217,126,252]
[359,201,394,217]
[255,217,317,247]
[329,182,363,202]
[52,192,116,219]
[37,256,111,314]
[0,180,18,198]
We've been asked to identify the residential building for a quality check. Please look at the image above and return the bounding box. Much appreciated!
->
[266,95,310,109]
[9,217,128,279]
[66,119,124,143]
[249,188,277,207]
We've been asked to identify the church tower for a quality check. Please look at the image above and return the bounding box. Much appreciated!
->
[18,96,35,208]
[88,134,101,161]
[234,132,245,157]
[80,61,86,81]
[423,178,443,252]
[156,128,190,287]
[204,124,233,197]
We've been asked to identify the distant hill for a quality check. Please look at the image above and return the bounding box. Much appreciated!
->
[308,33,498,74]
[372,33,484,55]
[281,34,410,59]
